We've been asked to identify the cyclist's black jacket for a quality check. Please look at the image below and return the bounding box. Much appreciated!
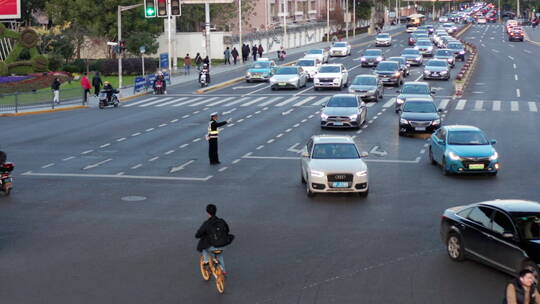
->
[195,216,230,252]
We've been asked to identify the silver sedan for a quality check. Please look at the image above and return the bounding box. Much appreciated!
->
[270,66,308,90]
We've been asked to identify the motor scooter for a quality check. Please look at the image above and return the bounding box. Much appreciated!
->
[98,90,120,109]
[0,162,14,196]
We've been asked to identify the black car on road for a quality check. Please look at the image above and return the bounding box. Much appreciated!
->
[398,98,441,136]
[441,199,540,282]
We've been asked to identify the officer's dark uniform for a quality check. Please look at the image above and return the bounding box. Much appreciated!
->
[208,114,227,164]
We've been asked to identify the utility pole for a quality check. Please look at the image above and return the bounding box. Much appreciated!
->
[239,0,242,51]
[498,0,501,23]
[346,0,349,40]
[353,0,356,37]
[205,3,211,64]
[168,0,173,73]
[117,3,143,89]
[283,0,288,48]
[516,0,520,18]
[327,0,330,42]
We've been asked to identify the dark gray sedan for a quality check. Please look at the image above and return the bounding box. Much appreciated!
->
[348,75,383,102]
[423,59,451,80]
[401,48,423,66]
[320,94,368,128]
[360,49,384,67]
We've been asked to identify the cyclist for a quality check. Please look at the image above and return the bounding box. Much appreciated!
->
[196,204,234,275]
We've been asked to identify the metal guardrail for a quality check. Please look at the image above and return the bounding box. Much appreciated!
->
[0,88,87,113]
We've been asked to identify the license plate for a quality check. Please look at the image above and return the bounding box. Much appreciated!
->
[332,182,348,188]
[279,82,286,86]
[469,164,485,170]
[415,127,426,131]
[334,122,344,126]
[253,75,261,78]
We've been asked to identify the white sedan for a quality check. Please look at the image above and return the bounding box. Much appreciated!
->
[329,42,352,57]
[301,135,369,197]
[304,49,329,64]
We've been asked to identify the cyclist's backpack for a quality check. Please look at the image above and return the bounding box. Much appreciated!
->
[209,218,229,247]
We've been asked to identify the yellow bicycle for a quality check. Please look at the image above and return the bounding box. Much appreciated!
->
[199,249,225,294]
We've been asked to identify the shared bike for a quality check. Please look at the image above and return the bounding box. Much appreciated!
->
[199,249,226,294]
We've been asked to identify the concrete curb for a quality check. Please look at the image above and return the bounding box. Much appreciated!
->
[0,105,88,117]
[524,32,540,46]
[452,24,476,98]
[120,91,150,103]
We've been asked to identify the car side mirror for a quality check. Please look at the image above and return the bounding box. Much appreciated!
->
[302,152,310,158]
[431,90,436,95]
[360,152,369,158]
[491,139,497,145]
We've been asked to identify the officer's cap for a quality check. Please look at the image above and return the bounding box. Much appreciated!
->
[210,112,218,118]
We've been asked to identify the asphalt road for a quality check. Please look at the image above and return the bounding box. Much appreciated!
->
[1,24,539,304]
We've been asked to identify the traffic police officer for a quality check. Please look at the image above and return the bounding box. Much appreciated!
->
[207,113,228,164]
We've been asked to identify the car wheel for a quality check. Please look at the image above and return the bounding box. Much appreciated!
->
[429,147,437,165]
[296,80,300,89]
[271,87,276,91]
[446,233,465,261]
[442,157,451,176]
[306,180,315,197]
[359,187,369,197]
[398,130,405,136]
[301,170,306,184]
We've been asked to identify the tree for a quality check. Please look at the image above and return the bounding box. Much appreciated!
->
[21,0,47,25]
[176,1,256,32]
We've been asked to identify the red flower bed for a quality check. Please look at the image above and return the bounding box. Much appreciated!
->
[0,72,72,94]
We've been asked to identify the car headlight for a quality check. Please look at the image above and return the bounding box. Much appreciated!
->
[321,113,328,120]
[400,118,409,124]
[246,72,252,77]
[333,78,341,83]
[367,89,376,94]
[314,78,320,83]
[489,151,498,161]
[440,70,448,75]
[416,56,422,61]
[448,151,461,161]
[393,72,401,77]
[414,46,419,50]
[432,119,441,125]
[424,70,430,74]
[376,56,383,61]
[310,170,325,177]
[361,57,366,61]
[459,50,465,55]
[447,58,454,63]
[356,170,368,177]
[427,46,433,51]
[396,98,405,104]
[349,114,358,120]
[348,88,354,93]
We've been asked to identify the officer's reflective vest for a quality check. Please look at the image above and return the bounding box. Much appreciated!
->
[208,121,219,139]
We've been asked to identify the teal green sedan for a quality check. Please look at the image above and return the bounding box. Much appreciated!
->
[245,60,277,82]
[429,125,500,176]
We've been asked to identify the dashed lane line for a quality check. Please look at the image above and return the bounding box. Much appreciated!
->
[62,156,75,161]
[516,89,521,98]
[131,164,142,170]
[83,158,113,170]
[42,163,55,168]
[218,167,228,172]
[148,156,159,162]
[180,143,189,148]
[81,150,93,155]
[382,98,395,108]
[99,143,111,148]
[116,137,126,142]
[131,132,141,137]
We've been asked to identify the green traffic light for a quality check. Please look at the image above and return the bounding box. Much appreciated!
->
[146,7,156,16]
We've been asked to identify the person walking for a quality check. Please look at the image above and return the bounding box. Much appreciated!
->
[258,44,264,58]
[245,44,251,62]
[195,53,203,70]
[252,44,258,61]
[503,269,540,304]
[80,72,91,104]
[224,47,231,65]
[51,77,61,104]
[207,112,228,165]
[92,72,103,97]
[184,54,192,75]
[241,44,247,63]
[231,47,239,65]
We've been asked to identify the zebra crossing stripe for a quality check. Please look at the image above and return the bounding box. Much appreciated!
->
[206,97,235,106]
[312,96,330,106]
[189,97,219,106]
[123,97,158,107]
[511,101,519,112]
[528,102,538,112]
[438,99,450,110]
[473,100,484,111]
[275,96,300,107]
[258,96,282,106]
[492,100,501,111]
[241,96,266,107]
[382,98,395,108]
[156,97,188,107]
[172,97,203,107]
[224,97,250,106]
[293,96,316,107]
[139,97,173,107]
[455,99,467,110]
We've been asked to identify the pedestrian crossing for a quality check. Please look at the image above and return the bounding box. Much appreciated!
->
[122,95,540,113]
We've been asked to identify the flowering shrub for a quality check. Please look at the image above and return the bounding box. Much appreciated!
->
[0,72,71,94]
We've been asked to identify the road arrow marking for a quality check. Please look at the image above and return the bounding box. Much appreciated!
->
[170,160,195,173]
[369,146,387,157]
[83,158,113,170]
[287,143,303,153]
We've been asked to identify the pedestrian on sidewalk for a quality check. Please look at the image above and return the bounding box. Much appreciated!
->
[92,72,103,97]
[231,47,239,65]
[252,44,258,61]
[81,72,91,104]
[224,47,231,64]
[245,44,251,62]
[241,44,247,63]
[503,269,540,304]
[184,54,192,75]
[258,44,264,58]
[195,53,203,69]
[51,77,61,104]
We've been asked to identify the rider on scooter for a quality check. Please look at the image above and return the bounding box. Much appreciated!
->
[199,64,210,84]
[102,81,115,104]
[153,71,167,94]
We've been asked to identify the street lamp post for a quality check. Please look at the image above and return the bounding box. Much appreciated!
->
[239,0,242,51]
[346,0,349,40]
[283,0,288,48]
[326,0,330,42]
[353,0,356,37]
[117,3,143,89]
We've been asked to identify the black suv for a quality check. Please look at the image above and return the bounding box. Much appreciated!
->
[373,61,403,87]
[398,98,441,136]
[441,199,540,281]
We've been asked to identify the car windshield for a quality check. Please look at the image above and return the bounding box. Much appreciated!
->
[376,62,398,71]
[447,130,489,145]
[403,101,437,113]
[377,34,390,38]
[352,76,377,85]
[403,49,420,55]
[514,214,540,240]
[252,62,271,69]
[436,50,453,56]
[312,143,360,159]
[307,50,323,54]
[333,42,347,47]
[319,66,341,73]
[275,67,298,75]
[427,60,447,67]
[401,84,430,94]
[327,96,357,107]
[448,43,463,49]
[365,50,382,56]
[298,60,315,67]
[417,41,432,46]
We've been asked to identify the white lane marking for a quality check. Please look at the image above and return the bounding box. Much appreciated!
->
[293,123,300,127]
[246,114,253,118]
[159,123,167,127]
[223,108,236,115]
[23,171,212,181]
[516,89,521,98]
[492,100,501,111]
[511,101,519,112]
[227,123,235,127]
[438,99,450,110]
[244,84,272,96]
[146,128,155,132]
[258,96,282,106]
[255,110,261,114]
[193,111,200,114]
[165,150,175,155]
[189,97,219,106]
[182,114,190,119]
[481,43,486,47]
[275,96,300,107]
[172,97,203,107]
[382,97,395,108]
[473,100,484,111]
[312,96,330,106]
[139,97,173,107]
[515,74,518,81]
[414,74,423,81]
[148,156,159,162]
[169,160,195,173]
[508,56,514,60]
[218,167,228,172]
[293,96,316,107]
[301,119,307,123]
[282,109,294,116]
[508,44,515,48]
[513,64,517,69]
[294,85,314,96]
[276,133,284,138]
[42,163,55,168]
[81,150,93,155]
[491,49,499,53]
[116,137,126,142]
[83,158,113,170]
[180,143,189,148]
[156,97,188,107]
[524,49,532,54]
[267,139,275,144]
[206,97,235,106]
[529,102,538,112]
[131,132,141,137]
[193,138,202,142]
[131,164,142,169]
[240,96,266,107]
[455,99,467,110]
[62,156,75,161]
[256,145,264,150]
[237,118,244,122]
[99,143,111,148]
[308,114,314,118]
[123,97,158,107]
[232,159,241,164]
[224,97,250,106]
[285,128,292,132]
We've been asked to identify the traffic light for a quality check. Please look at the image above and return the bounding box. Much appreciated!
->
[145,0,156,18]
[157,0,167,17]
[171,0,181,16]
